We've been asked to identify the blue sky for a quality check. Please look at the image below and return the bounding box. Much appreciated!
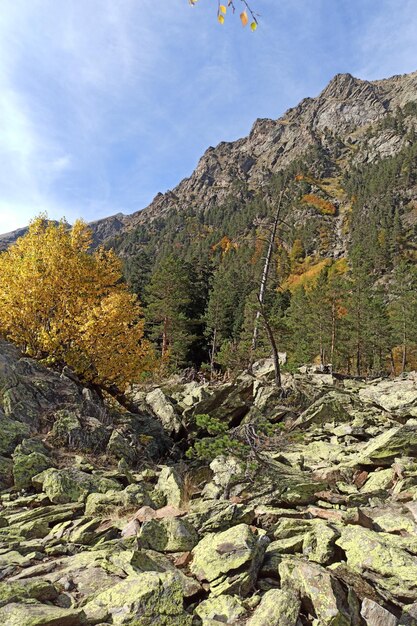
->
[0,0,416,233]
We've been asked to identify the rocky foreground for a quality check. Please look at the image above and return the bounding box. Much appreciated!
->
[2,341,417,624]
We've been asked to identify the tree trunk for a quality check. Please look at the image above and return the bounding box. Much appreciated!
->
[257,298,281,388]
[330,300,336,367]
[402,309,407,374]
[250,189,285,367]
[162,317,169,360]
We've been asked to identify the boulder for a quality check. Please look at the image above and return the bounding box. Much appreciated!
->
[145,388,182,435]
[175,381,211,409]
[359,374,417,416]
[12,451,52,489]
[194,595,246,625]
[361,598,398,626]
[190,523,268,596]
[50,411,110,452]
[246,589,300,626]
[0,579,58,607]
[401,603,417,626]
[185,377,254,427]
[293,390,354,429]
[0,455,13,490]
[33,468,120,504]
[0,416,30,457]
[138,518,199,552]
[83,571,192,625]
[85,484,154,517]
[337,526,417,601]
[155,466,186,508]
[361,468,394,493]
[357,424,417,465]
[279,557,353,626]
[0,602,86,625]
[119,412,173,460]
[0,339,85,430]
[106,430,136,464]
[187,499,255,534]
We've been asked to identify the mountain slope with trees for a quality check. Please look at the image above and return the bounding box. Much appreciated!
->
[1,70,417,376]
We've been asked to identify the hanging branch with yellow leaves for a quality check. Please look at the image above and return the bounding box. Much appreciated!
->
[189,0,259,31]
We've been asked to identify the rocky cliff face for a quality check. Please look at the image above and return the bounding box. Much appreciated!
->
[2,340,417,624]
[1,70,416,252]
[110,70,417,238]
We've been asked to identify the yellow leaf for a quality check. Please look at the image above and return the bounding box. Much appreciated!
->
[218,13,225,24]
[219,4,227,14]
[250,21,257,31]
[240,10,248,26]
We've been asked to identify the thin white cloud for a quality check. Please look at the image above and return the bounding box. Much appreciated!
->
[354,0,417,79]
[0,0,416,233]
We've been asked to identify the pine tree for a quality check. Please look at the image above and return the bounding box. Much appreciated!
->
[388,262,417,373]
[145,255,194,368]
[286,286,314,366]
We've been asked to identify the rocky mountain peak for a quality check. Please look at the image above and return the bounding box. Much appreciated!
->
[1,69,416,252]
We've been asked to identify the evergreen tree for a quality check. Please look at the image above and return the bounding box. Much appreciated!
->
[388,262,417,373]
[286,286,314,366]
[145,255,194,368]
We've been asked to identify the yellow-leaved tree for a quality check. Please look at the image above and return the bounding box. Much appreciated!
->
[0,215,153,389]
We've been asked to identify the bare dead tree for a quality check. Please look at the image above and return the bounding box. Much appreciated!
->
[249,187,287,384]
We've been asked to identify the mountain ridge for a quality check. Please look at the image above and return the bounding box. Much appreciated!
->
[1,69,416,251]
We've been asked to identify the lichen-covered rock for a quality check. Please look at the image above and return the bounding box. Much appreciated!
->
[0,455,13,490]
[33,468,120,504]
[401,603,417,626]
[107,430,136,464]
[50,411,82,446]
[337,526,417,601]
[361,468,394,493]
[373,510,416,534]
[279,557,352,626]
[0,579,58,607]
[51,411,110,452]
[85,491,125,517]
[358,424,417,466]
[190,523,268,596]
[263,518,339,566]
[138,517,199,552]
[146,388,183,435]
[246,589,300,626]
[83,571,192,625]
[0,416,30,457]
[359,375,417,416]
[195,595,246,625]
[12,451,52,489]
[187,499,255,534]
[155,466,185,508]
[293,391,354,429]
[0,339,86,430]
[0,602,86,625]
[185,378,254,427]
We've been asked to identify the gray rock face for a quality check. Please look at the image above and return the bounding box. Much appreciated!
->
[0,339,85,430]
[0,340,173,484]
[361,598,398,626]
[145,388,183,435]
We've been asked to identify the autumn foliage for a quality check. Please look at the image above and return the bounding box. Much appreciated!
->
[301,194,337,216]
[189,0,258,30]
[0,216,153,388]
